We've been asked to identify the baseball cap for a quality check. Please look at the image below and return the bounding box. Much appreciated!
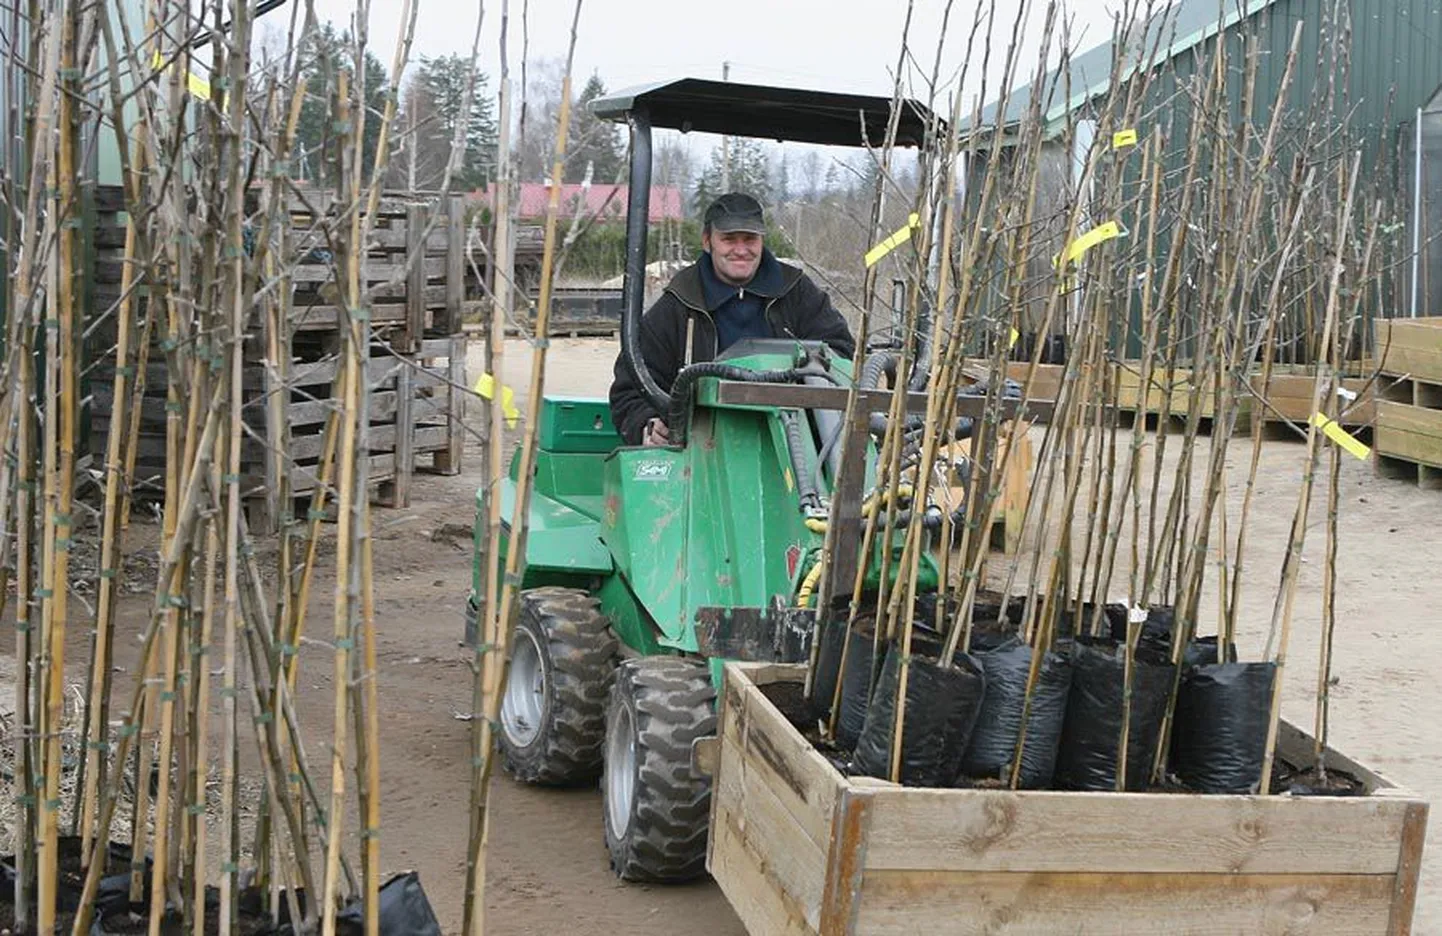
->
[704,192,766,234]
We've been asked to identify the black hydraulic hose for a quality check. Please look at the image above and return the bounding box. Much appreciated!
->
[667,363,810,445]
[781,410,822,512]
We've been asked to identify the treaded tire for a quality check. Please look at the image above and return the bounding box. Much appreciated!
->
[499,587,617,785]
[603,656,717,882]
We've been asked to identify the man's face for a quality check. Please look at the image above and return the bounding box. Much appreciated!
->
[703,228,763,285]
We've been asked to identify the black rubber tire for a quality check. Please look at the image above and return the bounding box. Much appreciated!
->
[602,656,717,882]
[499,587,618,785]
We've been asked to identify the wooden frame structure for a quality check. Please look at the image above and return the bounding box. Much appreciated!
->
[708,663,1428,936]
[88,186,470,531]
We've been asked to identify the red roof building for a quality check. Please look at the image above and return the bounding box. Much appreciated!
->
[477,183,684,223]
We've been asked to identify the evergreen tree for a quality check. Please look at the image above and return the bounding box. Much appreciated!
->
[293,24,390,186]
[692,138,774,216]
[413,54,498,190]
[566,74,625,183]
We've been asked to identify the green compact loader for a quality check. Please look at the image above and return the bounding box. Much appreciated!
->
[466,79,955,882]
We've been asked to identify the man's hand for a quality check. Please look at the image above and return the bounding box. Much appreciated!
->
[642,417,671,447]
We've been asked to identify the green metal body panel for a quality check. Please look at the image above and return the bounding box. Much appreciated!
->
[473,354,940,672]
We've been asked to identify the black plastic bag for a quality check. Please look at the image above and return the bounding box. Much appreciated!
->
[1053,636,1175,791]
[851,644,986,786]
[960,637,1073,788]
[337,872,442,936]
[808,616,848,723]
[834,626,881,750]
[1105,607,1236,668]
[1170,662,1276,793]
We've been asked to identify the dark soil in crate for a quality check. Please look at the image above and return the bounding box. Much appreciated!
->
[1274,763,1366,797]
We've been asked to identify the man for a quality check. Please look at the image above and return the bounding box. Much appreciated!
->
[609,192,855,446]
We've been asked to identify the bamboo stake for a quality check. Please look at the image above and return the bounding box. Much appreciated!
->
[464,2,510,928]
[470,7,581,930]
[1259,155,1364,796]
[320,67,360,936]
[39,3,80,925]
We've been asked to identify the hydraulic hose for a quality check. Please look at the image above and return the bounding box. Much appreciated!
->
[666,362,811,445]
[781,409,822,512]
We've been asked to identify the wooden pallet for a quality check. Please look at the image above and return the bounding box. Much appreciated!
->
[1376,317,1442,384]
[1375,374,1442,489]
[707,663,1428,936]
[1251,367,1376,428]
[86,188,470,532]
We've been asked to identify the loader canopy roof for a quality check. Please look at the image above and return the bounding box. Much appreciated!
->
[590,77,937,148]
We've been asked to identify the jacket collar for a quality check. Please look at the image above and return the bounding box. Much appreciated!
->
[668,246,802,312]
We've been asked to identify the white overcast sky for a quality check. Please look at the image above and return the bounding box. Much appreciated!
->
[285,0,1136,177]
[296,0,1131,107]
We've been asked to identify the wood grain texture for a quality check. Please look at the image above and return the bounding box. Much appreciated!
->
[819,790,872,936]
[710,805,817,936]
[861,787,1412,875]
[1387,802,1429,935]
[851,870,1396,935]
[716,737,827,930]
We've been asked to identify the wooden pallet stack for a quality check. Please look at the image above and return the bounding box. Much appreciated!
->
[1375,316,1442,488]
[88,186,470,532]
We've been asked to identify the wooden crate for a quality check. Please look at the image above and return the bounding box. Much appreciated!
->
[1250,368,1377,427]
[1003,362,1064,404]
[933,430,1032,556]
[1375,375,1442,489]
[1376,317,1442,384]
[709,663,1427,936]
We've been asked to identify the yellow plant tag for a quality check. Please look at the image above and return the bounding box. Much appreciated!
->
[473,372,520,428]
[864,213,921,267]
[1310,412,1370,460]
[152,50,213,102]
[1113,128,1139,149]
[1009,327,1020,349]
[1055,221,1123,267]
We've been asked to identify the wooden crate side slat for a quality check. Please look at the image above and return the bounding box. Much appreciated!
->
[709,805,818,936]
[850,869,1397,936]
[715,736,827,930]
[860,787,1414,875]
[1387,802,1429,936]
[722,669,841,850]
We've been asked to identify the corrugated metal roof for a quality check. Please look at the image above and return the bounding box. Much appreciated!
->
[967,0,1286,136]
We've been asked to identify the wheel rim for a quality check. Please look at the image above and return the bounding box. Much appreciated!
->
[606,702,636,837]
[501,628,545,748]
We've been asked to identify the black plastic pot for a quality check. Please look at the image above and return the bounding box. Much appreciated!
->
[1053,636,1175,791]
[1170,661,1277,793]
[960,637,1073,788]
[851,644,987,787]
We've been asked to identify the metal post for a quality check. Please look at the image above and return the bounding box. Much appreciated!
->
[1412,107,1423,319]
[621,109,667,414]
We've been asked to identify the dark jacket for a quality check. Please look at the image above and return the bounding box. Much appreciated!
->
[609,249,855,445]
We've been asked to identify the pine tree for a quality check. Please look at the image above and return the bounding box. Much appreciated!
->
[293,24,390,186]
[413,54,499,190]
[692,138,774,215]
[566,74,625,184]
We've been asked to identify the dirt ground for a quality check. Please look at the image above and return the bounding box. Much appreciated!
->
[13,335,1442,934]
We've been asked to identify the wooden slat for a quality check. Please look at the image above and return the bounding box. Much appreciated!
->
[291,256,447,283]
[1376,317,1442,382]
[859,787,1413,875]
[392,364,414,506]
[435,334,465,473]
[405,204,427,351]
[709,805,817,936]
[1387,802,1429,935]
[290,303,410,331]
[715,736,827,930]
[819,790,872,936]
[722,667,841,850]
[850,870,1397,935]
[1375,400,1442,467]
[287,391,397,428]
[444,195,465,335]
